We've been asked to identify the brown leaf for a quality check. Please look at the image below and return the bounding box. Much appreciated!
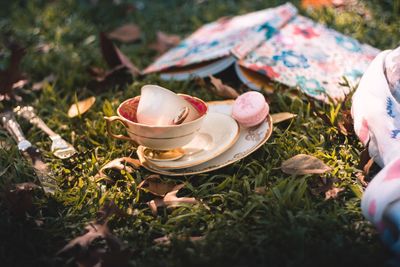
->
[32,74,56,91]
[96,157,141,178]
[271,112,297,124]
[337,110,354,136]
[358,147,375,176]
[148,184,198,215]
[209,75,239,99]
[149,31,181,54]
[325,187,344,200]
[58,202,131,267]
[254,186,267,194]
[57,223,127,267]
[100,32,141,76]
[0,43,26,100]
[281,154,331,175]
[67,96,96,118]
[137,174,176,196]
[154,235,204,246]
[301,0,333,9]
[107,23,141,43]
[3,182,39,217]
[355,172,368,187]
[12,79,28,89]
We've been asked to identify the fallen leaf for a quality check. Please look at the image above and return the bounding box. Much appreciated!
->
[271,112,297,124]
[148,184,198,215]
[57,223,128,267]
[0,43,26,101]
[3,182,39,217]
[254,186,267,194]
[32,74,56,91]
[154,235,204,246]
[149,31,181,54]
[325,187,344,200]
[67,96,96,118]
[209,75,239,99]
[108,23,141,43]
[96,157,141,178]
[12,79,28,89]
[137,174,176,196]
[337,110,354,136]
[301,0,333,9]
[281,154,331,175]
[355,172,368,186]
[58,202,131,267]
[358,147,373,175]
[100,32,141,76]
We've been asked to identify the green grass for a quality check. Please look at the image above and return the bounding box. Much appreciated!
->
[0,0,399,266]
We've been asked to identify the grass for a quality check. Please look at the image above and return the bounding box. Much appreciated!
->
[0,0,399,266]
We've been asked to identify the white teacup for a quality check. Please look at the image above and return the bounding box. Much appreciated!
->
[137,85,199,126]
[105,94,208,150]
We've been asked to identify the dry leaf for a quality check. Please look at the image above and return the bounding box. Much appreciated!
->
[12,79,28,89]
[301,0,333,8]
[271,112,297,124]
[100,32,141,76]
[96,157,141,178]
[355,172,368,187]
[254,186,267,194]
[108,23,141,43]
[67,96,96,118]
[148,184,198,215]
[358,147,374,175]
[154,235,204,246]
[337,110,354,136]
[209,75,239,99]
[137,174,175,196]
[281,154,331,175]
[58,202,131,267]
[325,187,344,200]
[149,31,181,54]
[57,223,128,267]
[32,74,56,91]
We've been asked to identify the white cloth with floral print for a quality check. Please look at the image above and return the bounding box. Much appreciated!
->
[353,47,400,253]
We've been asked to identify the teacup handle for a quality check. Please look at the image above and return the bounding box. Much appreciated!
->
[104,116,132,141]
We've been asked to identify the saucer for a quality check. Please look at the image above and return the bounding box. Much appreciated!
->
[137,100,273,176]
[138,112,239,170]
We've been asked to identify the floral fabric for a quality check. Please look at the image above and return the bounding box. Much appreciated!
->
[353,48,400,254]
[144,3,297,74]
[239,15,380,102]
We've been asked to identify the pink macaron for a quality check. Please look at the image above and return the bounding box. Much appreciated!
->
[232,91,269,127]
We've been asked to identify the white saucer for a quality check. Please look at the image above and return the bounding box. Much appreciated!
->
[137,100,273,176]
[138,112,239,170]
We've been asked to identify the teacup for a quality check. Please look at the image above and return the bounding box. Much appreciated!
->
[105,94,208,150]
[137,85,200,125]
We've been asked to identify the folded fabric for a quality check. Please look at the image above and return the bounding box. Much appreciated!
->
[239,15,380,102]
[144,3,297,74]
[353,47,400,253]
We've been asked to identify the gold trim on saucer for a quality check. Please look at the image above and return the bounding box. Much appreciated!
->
[140,112,240,170]
[137,99,273,176]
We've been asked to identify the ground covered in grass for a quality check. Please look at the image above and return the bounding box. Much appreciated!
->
[0,0,400,266]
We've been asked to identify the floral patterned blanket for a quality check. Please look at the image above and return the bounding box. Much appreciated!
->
[239,15,379,101]
[144,2,380,101]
